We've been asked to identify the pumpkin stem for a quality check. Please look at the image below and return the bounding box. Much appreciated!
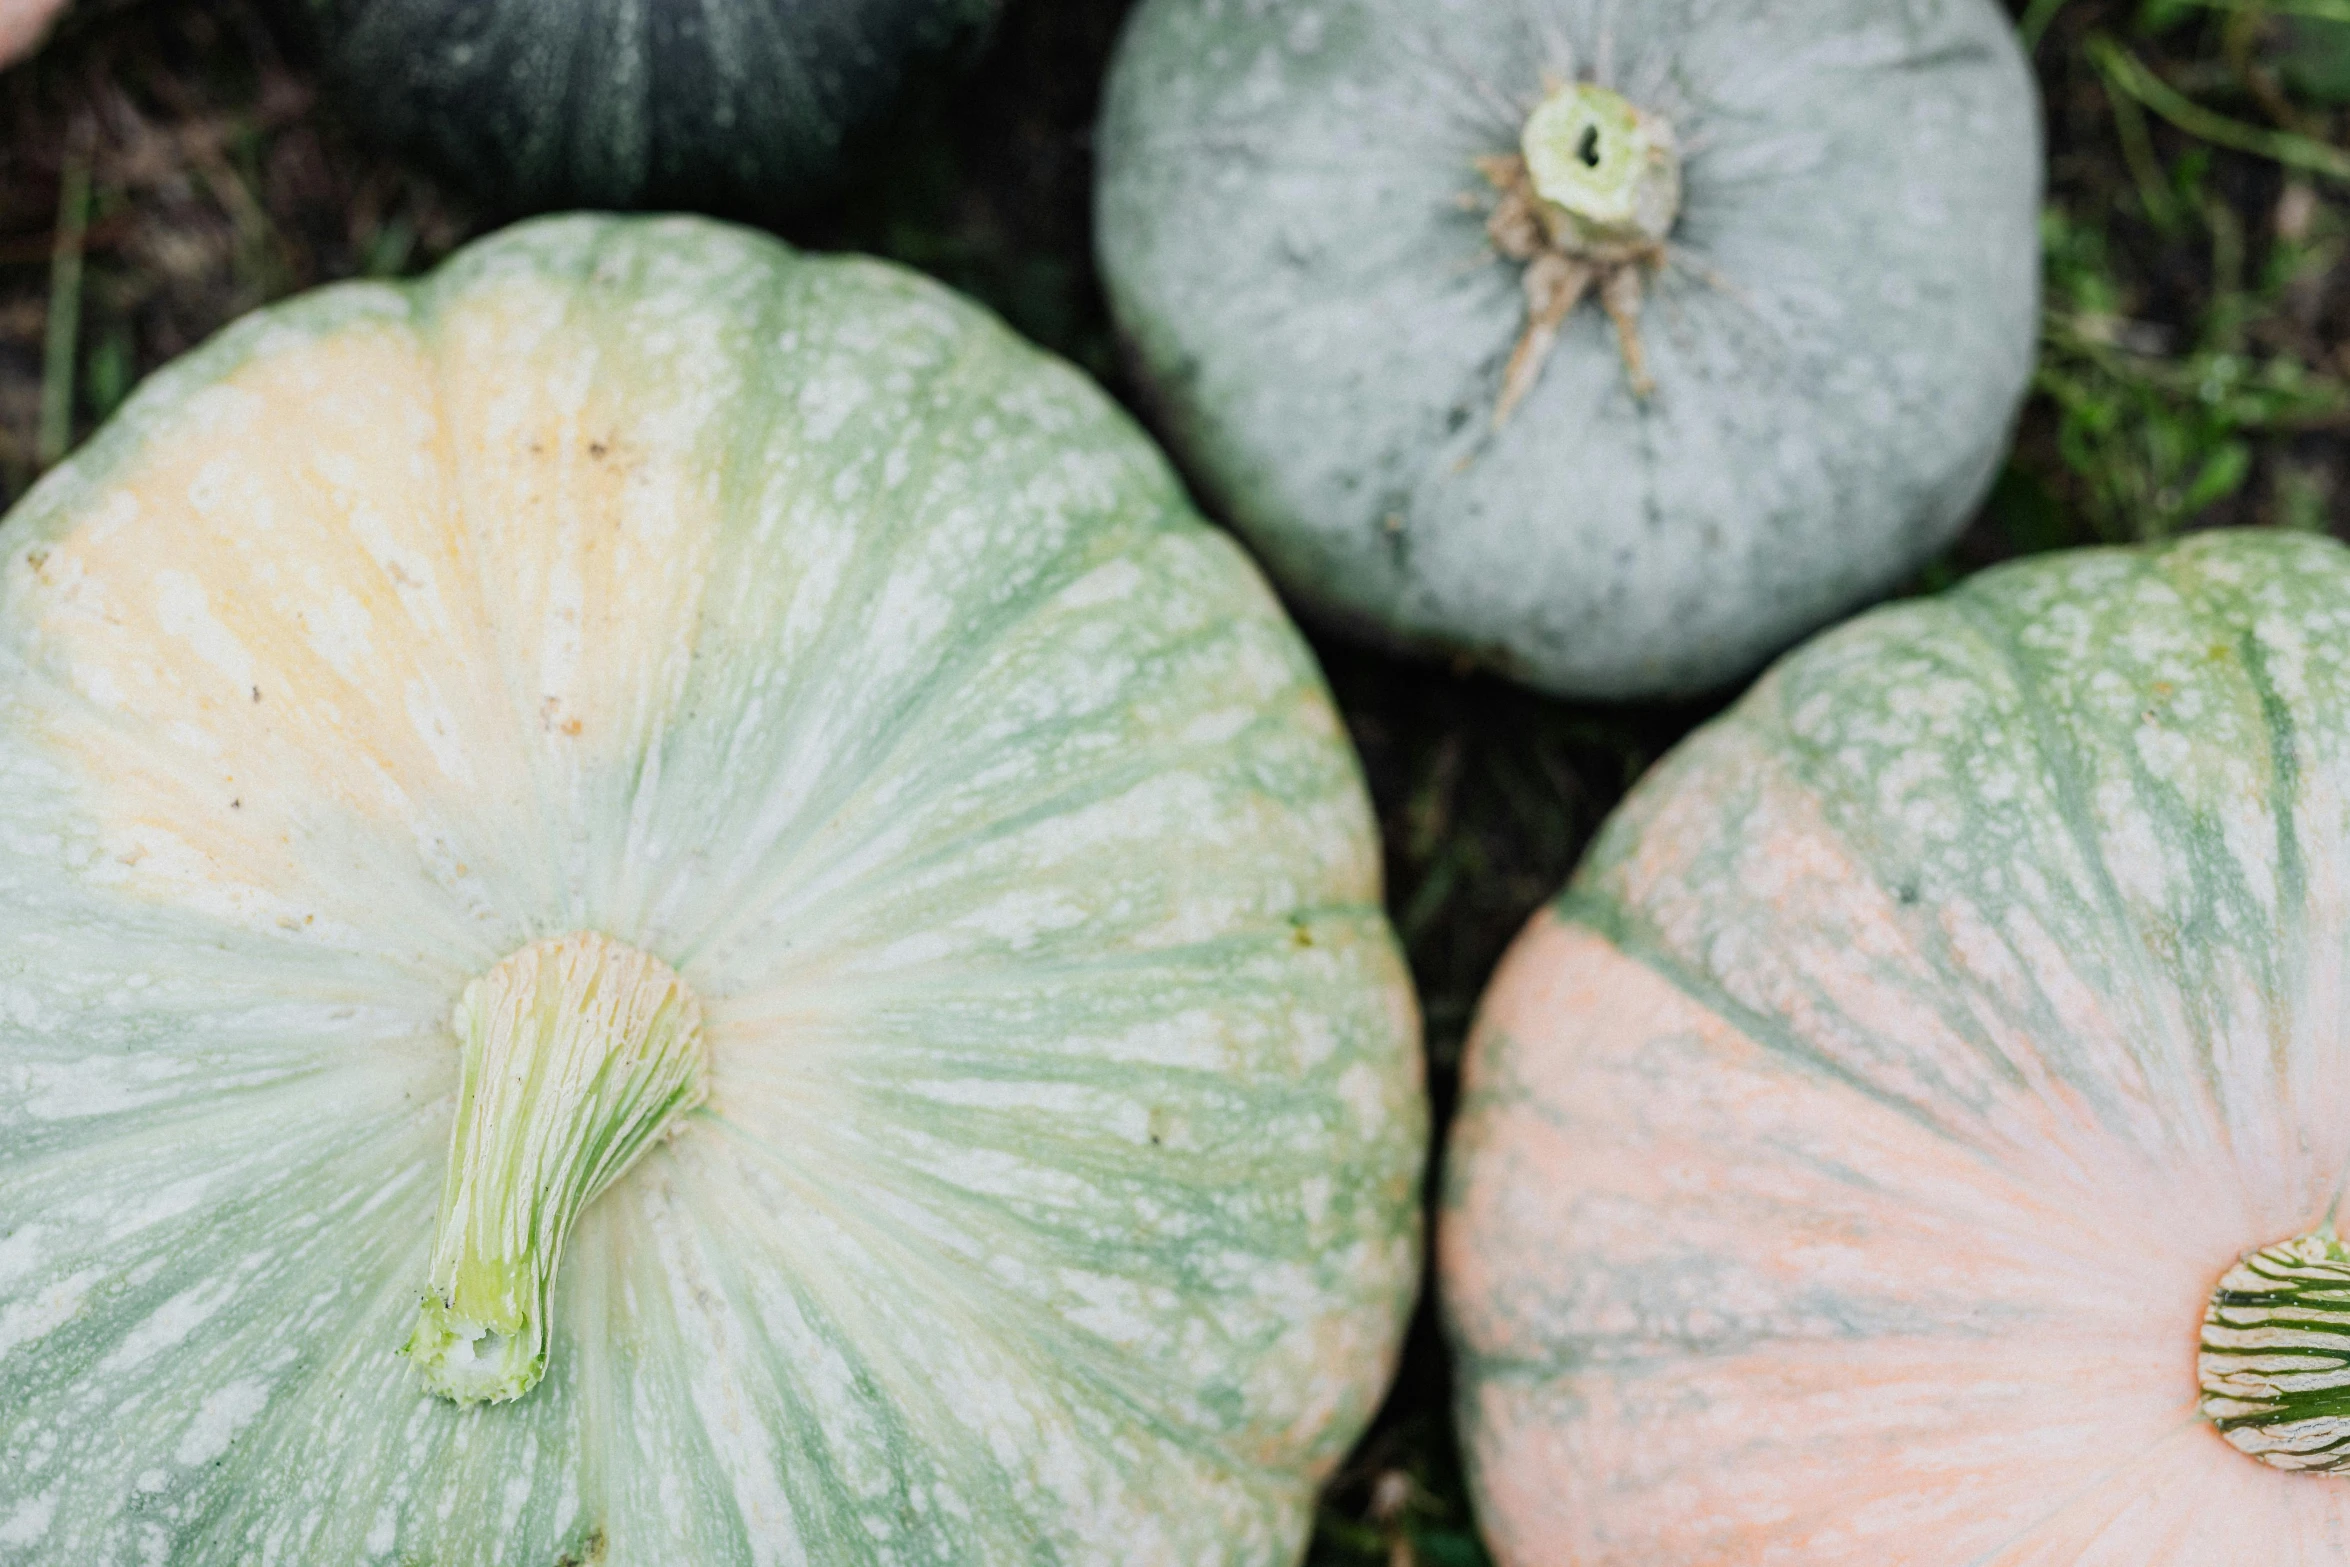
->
[1480,83,1680,418]
[402,932,708,1405]
[2200,1227,2350,1472]
[1519,82,1680,250]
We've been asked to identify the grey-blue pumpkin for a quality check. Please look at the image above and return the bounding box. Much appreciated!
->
[1097,0,2043,700]
[309,0,995,214]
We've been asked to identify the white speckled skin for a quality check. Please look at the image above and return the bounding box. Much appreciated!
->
[1446,532,2350,1563]
[0,216,1426,1566]
[1098,0,2043,699]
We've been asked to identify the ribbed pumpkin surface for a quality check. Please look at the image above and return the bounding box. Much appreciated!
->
[1097,0,2041,699]
[0,216,1425,1566]
[1445,531,2350,1563]
[311,0,993,213]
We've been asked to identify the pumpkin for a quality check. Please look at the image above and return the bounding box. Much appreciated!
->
[0,214,1427,1565]
[307,0,996,214]
[1095,0,2043,700]
[0,0,67,68]
[1441,529,2350,1563]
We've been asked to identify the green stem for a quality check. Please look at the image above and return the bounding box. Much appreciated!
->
[2019,0,2074,54]
[1519,82,1681,247]
[403,933,707,1405]
[38,123,91,472]
[2104,68,2186,233]
[2091,35,2350,183]
[2177,0,2350,21]
[2202,1228,2350,1472]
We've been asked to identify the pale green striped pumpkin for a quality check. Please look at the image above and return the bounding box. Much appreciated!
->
[0,215,1426,1566]
[1443,530,2350,1563]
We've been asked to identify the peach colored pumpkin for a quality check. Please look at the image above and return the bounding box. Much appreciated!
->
[0,0,65,67]
[1443,531,2350,1565]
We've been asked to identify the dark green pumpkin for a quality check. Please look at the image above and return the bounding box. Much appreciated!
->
[309,0,995,215]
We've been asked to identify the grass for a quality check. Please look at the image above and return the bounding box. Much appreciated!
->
[4,0,2350,1561]
[1990,0,2350,564]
